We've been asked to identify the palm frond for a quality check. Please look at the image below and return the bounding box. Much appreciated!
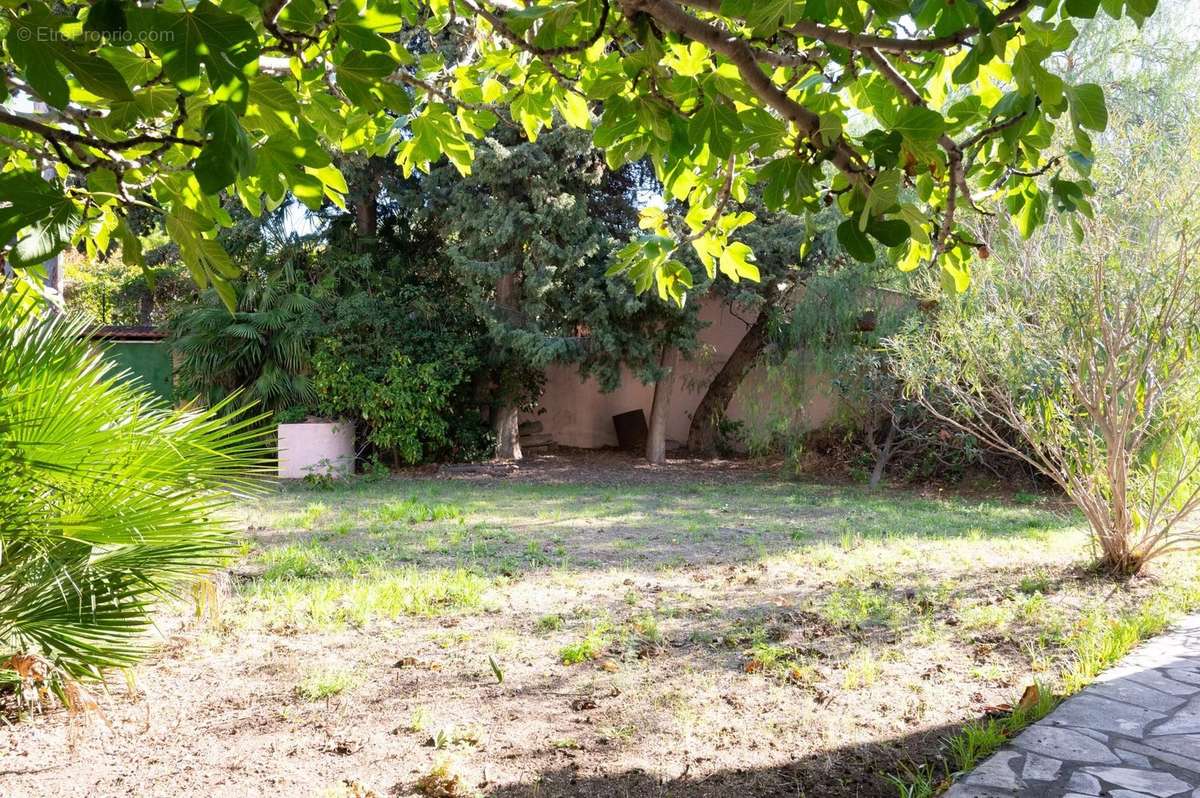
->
[0,291,270,679]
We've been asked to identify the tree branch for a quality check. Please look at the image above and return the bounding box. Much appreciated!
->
[0,108,202,152]
[678,0,1032,53]
[621,0,870,186]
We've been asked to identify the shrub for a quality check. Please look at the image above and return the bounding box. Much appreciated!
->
[311,252,493,465]
[892,134,1200,575]
[313,342,477,465]
[0,291,267,686]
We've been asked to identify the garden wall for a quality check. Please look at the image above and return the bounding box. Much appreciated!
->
[524,296,838,451]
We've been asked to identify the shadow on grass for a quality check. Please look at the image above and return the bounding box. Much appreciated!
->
[475,718,969,798]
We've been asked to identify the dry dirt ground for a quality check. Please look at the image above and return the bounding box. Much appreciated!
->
[2,450,1193,798]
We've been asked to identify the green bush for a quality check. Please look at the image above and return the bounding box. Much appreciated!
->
[307,234,494,465]
[0,290,267,687]
[313,342,482,465]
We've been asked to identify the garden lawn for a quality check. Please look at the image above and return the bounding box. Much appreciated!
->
[5,452,1199,798]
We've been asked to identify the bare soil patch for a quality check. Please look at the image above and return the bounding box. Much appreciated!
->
[2,451,1185,797]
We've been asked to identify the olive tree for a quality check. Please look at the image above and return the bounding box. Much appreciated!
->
[891,133,1200,574]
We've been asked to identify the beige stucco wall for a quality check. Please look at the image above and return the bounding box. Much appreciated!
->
[524,296,838,450]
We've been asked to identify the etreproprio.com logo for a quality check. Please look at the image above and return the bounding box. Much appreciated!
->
[14,27,175,44]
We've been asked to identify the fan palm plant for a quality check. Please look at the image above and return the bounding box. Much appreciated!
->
[0,290,269,690]
[171,262,318,413]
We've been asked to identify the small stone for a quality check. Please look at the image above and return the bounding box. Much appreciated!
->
[1151,712,1200,736]
[1067,770,1103,794]
[1082,766,1192,796]
[1021,752,1062,781]
[1117,748,1155,768]
[1109,791,1158,798]
[943,786,1020,797]
[1074,726,1113,742]
[1092,679,1191,713]
[1127,670,1200,697]
[1146,735,1200,760]
[1114,739,1200,775]
[1168,670,1200,687]
[1013,725,1120,764]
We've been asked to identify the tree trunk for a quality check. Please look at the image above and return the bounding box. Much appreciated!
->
[491,271,523,461]
[493,403,522,461]
[138,289,155,325]
[349,157,383,248]
[868,419,897,489]
[646,345,680,465]
[687,307,770,456]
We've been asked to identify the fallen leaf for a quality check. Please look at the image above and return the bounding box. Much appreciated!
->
[1017,683,1040,712]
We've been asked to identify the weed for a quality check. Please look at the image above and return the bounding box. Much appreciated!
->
[560,624,611,665]
[1018,573,1054,595]
[821,585,902,630]
[430,724,482,749]
[238,567,491,630]
[623,613,664,657]
[551,737,582,750]
[408,707,430,733]
[535,614,564,632]
[415,757,474,798]
[884,763,940,798]
[295,667,359,701]
[377,498,464,525]
[745,641,818,686]
[260,542,341,581]
[840,648,881,690]
[960,602,1013,632]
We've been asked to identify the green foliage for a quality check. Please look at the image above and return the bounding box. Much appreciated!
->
[0,0,1149,306]
[308,231,494,464]
[891,129,1200,573]
[295,666,360,701]
[0,291,267,680]
[313,344,472,465]
[172,260,319,413]
[559,625,610,665]
[414,126,695,401]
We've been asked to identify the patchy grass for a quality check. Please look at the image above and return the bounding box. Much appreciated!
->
[295,666,360,702]
[11,455,1200,798]
[559,624,612,665]
[237,566,492,629]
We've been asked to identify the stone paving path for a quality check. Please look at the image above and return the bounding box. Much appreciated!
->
[946,615,1200,797]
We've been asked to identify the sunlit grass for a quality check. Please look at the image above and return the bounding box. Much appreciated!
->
[295,666,360,701]
[235,566,492,630]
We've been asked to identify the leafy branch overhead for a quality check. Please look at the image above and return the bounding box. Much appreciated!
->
[0,0,1138,304]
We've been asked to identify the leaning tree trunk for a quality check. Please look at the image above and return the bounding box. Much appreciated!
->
[687,307,770,456]
[493,403,522,461]
[646,345,681,465]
